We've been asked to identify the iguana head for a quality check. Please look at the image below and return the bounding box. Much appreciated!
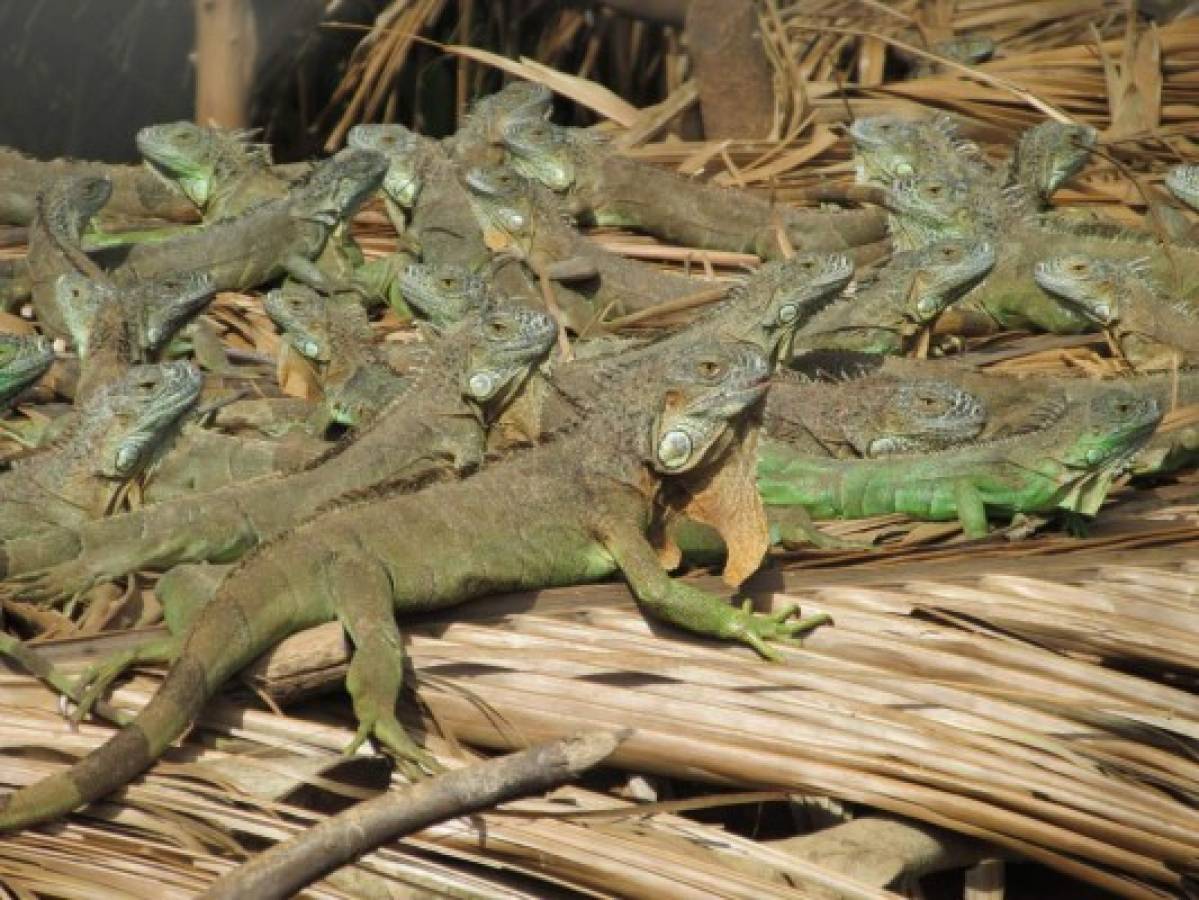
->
[1165,164,1199,213]
[399,262,490,331]
[91,361,203,479]
[1063,386,1160,469]
[462,301,556,410]
[930,34,996,66]
[887,174,995,246]
[736,253,854,360]
[867,380,987,456]
[848,115,960,185]
[1010,121,1096,205]
[896,237,997,322]
[502,120,600,192]
[347,124,425,208]
[462,81,554,145]
[1033,254,1151,326]
[265,284,371,363]
[136,121,269,211]
[43,175,113,238]
[647,341,770,475]
[134,272,216,353]
[463,164,540,250]
[292,148,388,226]
[0,332,54,408]
[57,271,214,357]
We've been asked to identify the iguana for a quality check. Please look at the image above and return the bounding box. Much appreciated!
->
[0,302,556,595]
[1007,121,1097,210]
[1033,253,1199,371]
[500,118,889,259]
[0,333,54,411]
[788,237,995,357]
[263,285,412,429]
[1165,164,1199,213]
[0,146,197,228]
[136,122,391,307]
[0,361,202,542]
[878,173,1199,333]
[136,121,285,222]
[763,370,987,458]
[464,163,719,325]
[756,383,1161,537]
[0,338,830,831]
[106,148,386,297]
[25,175,112,336]
[398,261,492,330]
[444,81,554,169]
[903,34,997,77]
[347,124,547,311]
[57,271,215,402]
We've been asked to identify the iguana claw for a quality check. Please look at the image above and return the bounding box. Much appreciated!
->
[730,600,831,661]
[1,563,103,608]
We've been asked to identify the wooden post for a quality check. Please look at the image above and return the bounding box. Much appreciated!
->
[194,0,257,128]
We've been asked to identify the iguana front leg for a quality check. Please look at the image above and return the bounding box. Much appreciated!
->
[600,522,829,661]
[334,558,439,775]
[953,478,990,538]
[282,254,369,301]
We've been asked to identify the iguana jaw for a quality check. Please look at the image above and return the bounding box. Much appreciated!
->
[650,345,771,475]
[463,304,557,408]
[98,362,203,479]
[1033,257,1121,325]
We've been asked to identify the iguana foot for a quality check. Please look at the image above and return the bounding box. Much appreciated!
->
[343,636,442,776]
[770,506,873,551]
[1,562,105,608]
[69,637,179,724]
[728,600,832,662]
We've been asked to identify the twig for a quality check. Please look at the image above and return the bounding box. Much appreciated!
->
[199,730,629,900]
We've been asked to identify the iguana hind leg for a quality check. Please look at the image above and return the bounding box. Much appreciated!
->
[335,560,440,776]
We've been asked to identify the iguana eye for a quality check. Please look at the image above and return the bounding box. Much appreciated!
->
[698,360,724,378]
[799,260,815,270]
[440,277,458,289]
[488,320,513,336]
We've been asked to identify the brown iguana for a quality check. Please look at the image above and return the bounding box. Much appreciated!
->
[0,362,201,542]
[24,175,112,335]
[878,172,1199,334]
[263,285,412,430]
[788,237,995,357]
[501,118,889,259]
[105,148,386,297]
[1033,253,1199,371]
[0,145,197,228]
[0,337,831,831]
[443,81,554,169]
[56,271,215,402]
[464,163,722,325]
[0,301,556,596]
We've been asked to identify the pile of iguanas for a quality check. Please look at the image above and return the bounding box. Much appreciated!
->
[0,82,1194,835]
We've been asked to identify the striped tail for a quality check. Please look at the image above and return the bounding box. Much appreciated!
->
[0,582,298,832]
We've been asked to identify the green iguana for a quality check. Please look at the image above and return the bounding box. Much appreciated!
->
[0,362,202,541]
[263,285,412,429]
[756,383,1161,537]
[106,149,386,297]
[1033,253,1199,371]
[903,34,996,78]
[0,333,54,411]
[0,302,556,596]
[1165,164,1199,214]
[501,119,888,259]
[1008,121,1097,210]
[789,237,995,357]
[56,271,215,402]
[0,338,829,831]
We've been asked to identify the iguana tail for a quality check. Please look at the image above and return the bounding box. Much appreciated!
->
[0,579,299,831]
